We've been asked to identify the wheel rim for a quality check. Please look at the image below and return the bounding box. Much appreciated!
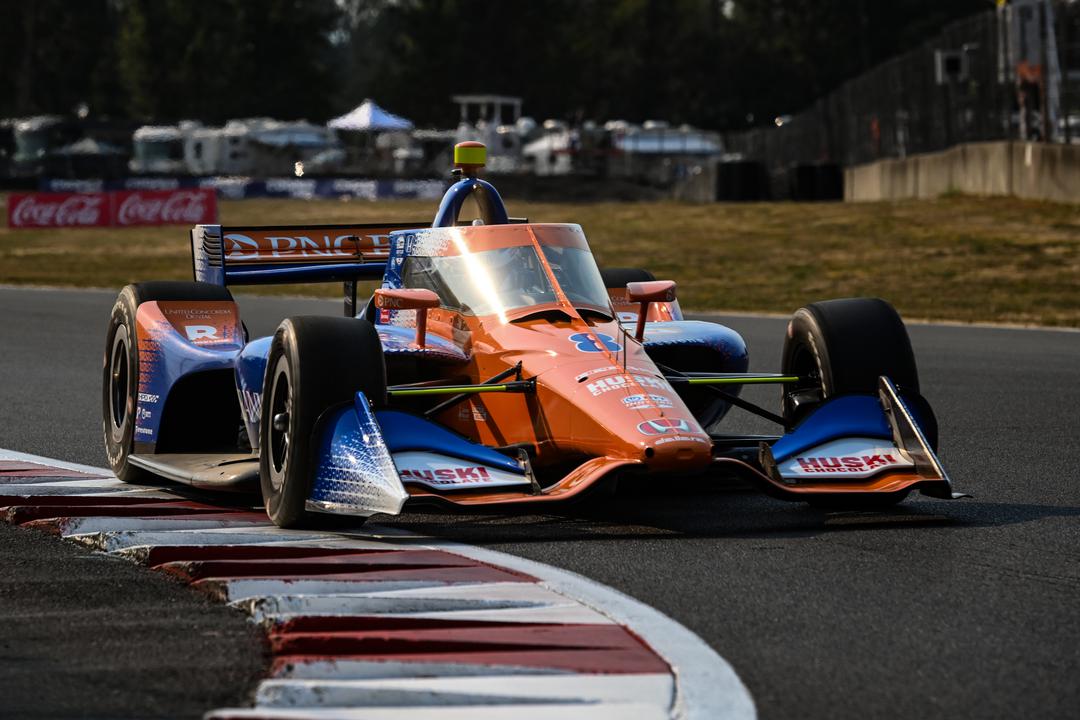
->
[268,357,291,492]
[786,342,824,414]
[109,325,130,439]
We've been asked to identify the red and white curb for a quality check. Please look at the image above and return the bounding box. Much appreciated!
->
[1,449,755,720]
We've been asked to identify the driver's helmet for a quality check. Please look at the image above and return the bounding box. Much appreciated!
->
[500,247,547,293]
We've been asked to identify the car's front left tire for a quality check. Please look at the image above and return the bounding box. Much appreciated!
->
[259,316,386,528]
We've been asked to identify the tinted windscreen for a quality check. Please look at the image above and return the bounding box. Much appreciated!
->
[539,245,610,310]
[402,246,556,316]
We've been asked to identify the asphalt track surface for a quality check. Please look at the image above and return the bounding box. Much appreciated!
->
[2,286,1078,719]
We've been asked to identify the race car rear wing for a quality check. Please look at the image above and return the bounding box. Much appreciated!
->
[191,222,426,287]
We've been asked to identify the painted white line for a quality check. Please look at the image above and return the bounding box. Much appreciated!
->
[208,579,465,603]
[273,660,575,681]
[109,538,395,562]
[68,530,333,553]
[205,703,670,719]
[49,515,271,536]
[0,479,142,492]
[355,580,588,602]
[0,484,172,497]
[0,448,121,476]
[254,673,674,708]
[238,595,583,626]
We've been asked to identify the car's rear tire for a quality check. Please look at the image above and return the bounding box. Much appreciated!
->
[599,267,655,289]
[259,316,386,528]
[103,282,234,483]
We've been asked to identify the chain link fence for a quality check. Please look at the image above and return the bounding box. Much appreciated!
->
[722,2,1080,200]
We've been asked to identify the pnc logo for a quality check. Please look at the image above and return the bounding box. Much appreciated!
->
[637,418,692,436]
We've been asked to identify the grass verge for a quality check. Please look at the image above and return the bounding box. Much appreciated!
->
[2,193,1078,326]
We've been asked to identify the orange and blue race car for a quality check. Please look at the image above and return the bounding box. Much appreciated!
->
[102,142,964,527]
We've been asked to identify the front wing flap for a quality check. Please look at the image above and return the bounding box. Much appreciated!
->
[754,376,966,500]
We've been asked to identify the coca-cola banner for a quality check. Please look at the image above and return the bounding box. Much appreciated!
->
[111,189,217,227]
[7,189,217,229]
[7,192,112,228]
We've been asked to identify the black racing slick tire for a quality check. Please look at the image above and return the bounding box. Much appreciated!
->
[259,316,386,528]
[781,297,937,447]
[781,297,919,424]
[102,282,234,482]
[599,267,656,288]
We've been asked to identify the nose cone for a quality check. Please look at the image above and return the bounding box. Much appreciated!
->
[543,361,713,472]
[633,415,713,471]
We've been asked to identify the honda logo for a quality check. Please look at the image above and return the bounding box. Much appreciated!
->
[637,418,692,436]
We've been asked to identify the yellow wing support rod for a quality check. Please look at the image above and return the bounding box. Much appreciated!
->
[665,373,801,386]
[388,380,536,397]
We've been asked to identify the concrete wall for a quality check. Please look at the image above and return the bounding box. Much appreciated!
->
[845,141,1079,203]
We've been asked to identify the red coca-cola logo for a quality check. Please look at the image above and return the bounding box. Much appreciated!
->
[9,193,107,227]
[7,190,217,229]
[115,189,214,226]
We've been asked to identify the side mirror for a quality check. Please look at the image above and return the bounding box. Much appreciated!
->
[374,288,440,347]
[626,280,676,341]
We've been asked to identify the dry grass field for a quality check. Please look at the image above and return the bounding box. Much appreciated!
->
[2,193,1078,326]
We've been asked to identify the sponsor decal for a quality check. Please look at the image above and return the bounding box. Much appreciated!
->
[331,179,378,199]
[457,405,488,422]
[655,435,710,446]
[393,451,529,490]
[794,455,900,473]
[637,417,693,436]
[587,373,669,396]
[113,189,216,226]
[184,325,218,342]
[134,427,153,436]
[374,293,419,310]
[265,178,317,197]
[8,192,109,227]
[400,466,493,484]
[162,306,233,318]
[156,302,241,348]
[570,332,622,353]
[223,228,396,264]
[622,393,674,409]
[137,392,160,403]
[777,438,913,480]
[239,389,261,424]
[9,190,218,229]
[136,407,152,421]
